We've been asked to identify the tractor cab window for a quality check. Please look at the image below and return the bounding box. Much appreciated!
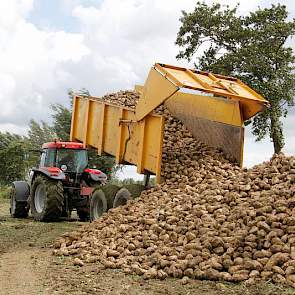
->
[56,149,87,172]
[40,149,56,167]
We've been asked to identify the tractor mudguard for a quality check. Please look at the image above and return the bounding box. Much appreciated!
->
[12,181,30,202]
[31,167,66,181]
[84,168,107,184]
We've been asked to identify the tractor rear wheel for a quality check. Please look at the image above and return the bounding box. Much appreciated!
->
[10,185,29,218]
[89,189,107,221]
[30,175,64,221]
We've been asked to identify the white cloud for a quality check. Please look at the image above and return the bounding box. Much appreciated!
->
[0,0,90,130]
[70,0,197,94]
[0,0,33,27]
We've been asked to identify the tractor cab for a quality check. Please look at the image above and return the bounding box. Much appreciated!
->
[38,141,107,186]
[40,142,88,173]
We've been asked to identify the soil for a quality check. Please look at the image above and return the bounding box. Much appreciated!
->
[0,198,294,295]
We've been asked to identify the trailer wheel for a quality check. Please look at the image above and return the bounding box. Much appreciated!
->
[10,185,29,218]
[124,184,145,199]
[30,175,64,221]
[89,189,108,221]
[101,184,120,209]
[113,188,132,208]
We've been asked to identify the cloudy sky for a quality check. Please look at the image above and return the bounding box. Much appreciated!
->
[0,0,294,180]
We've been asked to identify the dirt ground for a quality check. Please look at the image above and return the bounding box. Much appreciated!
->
[0,198,294,295]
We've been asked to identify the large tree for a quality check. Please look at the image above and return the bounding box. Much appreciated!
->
[176,3,295,153]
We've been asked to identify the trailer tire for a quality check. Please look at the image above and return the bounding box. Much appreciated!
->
[113,188,132,208]
[90,189,108,221]
[30,175,64,221]
[124,184,145,199]
[101,184,120,209]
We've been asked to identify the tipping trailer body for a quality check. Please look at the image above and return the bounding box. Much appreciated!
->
[70,98,165,183]
[70,63,269,183]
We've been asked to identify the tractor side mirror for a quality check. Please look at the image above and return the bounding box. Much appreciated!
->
[61,165,68,171]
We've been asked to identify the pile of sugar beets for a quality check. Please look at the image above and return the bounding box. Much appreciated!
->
[54,91,295,287]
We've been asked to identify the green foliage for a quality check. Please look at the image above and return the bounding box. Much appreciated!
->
[51,104,72,141]
[176,3,295,153]
[27,120,56,149]
[0,137,27,185]
[25,120,55,168]
[0,132,23,149]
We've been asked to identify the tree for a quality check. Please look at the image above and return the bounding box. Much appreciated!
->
[27,120,56,149]
[176,3,295,153]
[0,132,23,149]
[0,132,27,185]
[51,104,72,141]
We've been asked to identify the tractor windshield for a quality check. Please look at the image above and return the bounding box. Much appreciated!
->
[56,149,88,173]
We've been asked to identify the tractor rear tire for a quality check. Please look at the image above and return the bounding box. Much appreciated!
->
[89,189,108,221]
[101,184,120,209]
[10,186,29,218]
[113,188,132,208]
[30,175,64,222]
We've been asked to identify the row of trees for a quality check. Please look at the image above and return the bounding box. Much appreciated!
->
[0,91,117,185]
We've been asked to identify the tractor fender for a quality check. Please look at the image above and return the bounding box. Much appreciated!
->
[84,168,107,184]
[31,167,66,181]
[12,181,30,202]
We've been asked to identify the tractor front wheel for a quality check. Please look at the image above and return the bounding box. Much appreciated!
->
[30,175,64,221]
[10,185,29,218]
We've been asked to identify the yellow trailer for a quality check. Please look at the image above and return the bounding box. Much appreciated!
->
[70,63,268,183]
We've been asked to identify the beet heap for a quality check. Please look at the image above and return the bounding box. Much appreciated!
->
[54,91,295,287]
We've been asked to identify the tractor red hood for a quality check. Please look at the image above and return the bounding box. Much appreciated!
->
[42,142,85,149]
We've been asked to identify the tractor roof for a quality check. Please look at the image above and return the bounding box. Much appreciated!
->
[42,142,85,149]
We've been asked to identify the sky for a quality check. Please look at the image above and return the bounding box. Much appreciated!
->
[0,0,294,180]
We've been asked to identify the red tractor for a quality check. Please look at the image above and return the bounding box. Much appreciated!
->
[9,141,107,221]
